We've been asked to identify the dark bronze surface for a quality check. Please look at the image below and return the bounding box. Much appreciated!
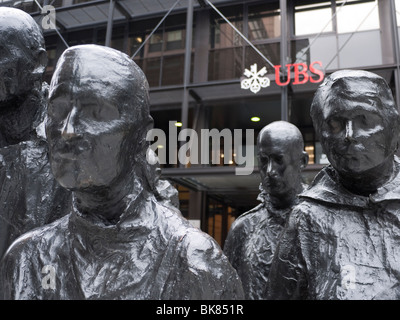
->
[224,121,308,299]
[0,44,243,300]
[0,8,71,264]
[268,70,400,300]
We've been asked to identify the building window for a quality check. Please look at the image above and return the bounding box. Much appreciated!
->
[177,185,189,218]
[44,47,57,84]
[336,0,379,34]
[208,47,243,81]
[166,29,184,51]
[248,3,281,40]
[128,14,190,87]
[143,57,161,87]
[245,43,280,74]
[396,0,400,25]
[162,55,185,86]
[207,199,224,246]
[209,2,282,81]
[294,1,333,36]
[148,32,163,53]
[210,5,243,49]
[291,0,383,70]
[128,35,144,58]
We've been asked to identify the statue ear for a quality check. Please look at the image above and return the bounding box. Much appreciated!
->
[33,48,48,76]
[300,151,309,169]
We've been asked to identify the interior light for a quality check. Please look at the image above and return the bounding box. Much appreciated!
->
[251,116,260,122]
[221,154,224,158]
[157,145,164,149]
[175,122,183,127]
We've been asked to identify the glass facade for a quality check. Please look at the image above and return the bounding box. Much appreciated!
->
[292,0,385,70]
[294,1,333,36]
[208,2,281,80]
[128,14,192,87]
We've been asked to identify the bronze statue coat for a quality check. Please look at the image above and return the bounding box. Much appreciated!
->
[0,184,244,300]
[224,184,306,300]
[267,157,400,300]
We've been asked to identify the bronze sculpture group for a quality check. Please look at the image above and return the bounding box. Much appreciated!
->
[267,70,400,300]
[1,7,400,300]
[0,8,71,265]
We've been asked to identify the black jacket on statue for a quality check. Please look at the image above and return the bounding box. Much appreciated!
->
[267,157,400,300]
[0,184,244,300]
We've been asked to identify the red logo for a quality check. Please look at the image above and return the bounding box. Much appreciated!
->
[274,61,324,86]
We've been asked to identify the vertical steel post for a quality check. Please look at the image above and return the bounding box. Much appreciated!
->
[105,0,115,47]
[280,0,288,121]
[389,0,400,110]
[181,0,194,130]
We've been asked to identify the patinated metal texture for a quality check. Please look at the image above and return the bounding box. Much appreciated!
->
[0,45,243,300]
[267,70,400,300]
[0,8,71,262]
[224,121,308,299]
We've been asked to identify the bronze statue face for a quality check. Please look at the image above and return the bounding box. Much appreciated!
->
[257,121,307,198]
[314,72,400,175]
[46,45,151,191]
[0,41,23,102]
[0,8,46,103]
[46,80,125,191]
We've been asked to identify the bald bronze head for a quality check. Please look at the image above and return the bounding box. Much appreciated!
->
[0,7,47,103]
[257,121,308,208]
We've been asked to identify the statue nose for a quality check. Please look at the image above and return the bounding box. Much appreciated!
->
[345,120,356,142]
[61,107,78,140]
[266,160,276,176]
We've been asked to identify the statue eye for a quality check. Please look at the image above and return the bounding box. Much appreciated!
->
[48,99,70,120]
[80,102,120,122]
[4,68,14,77]
[328,118,342,133]
[275,156,283,165]
[355,114,369,128]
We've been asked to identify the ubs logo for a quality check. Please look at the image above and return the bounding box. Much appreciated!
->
[274,61,324,86]
[241,61,325,94]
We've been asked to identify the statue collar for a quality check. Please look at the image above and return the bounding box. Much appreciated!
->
[257,183,306,218]
[300,156,400,207]
[69,180,156,241]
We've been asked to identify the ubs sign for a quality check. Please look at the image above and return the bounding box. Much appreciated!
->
[241,61,324,93]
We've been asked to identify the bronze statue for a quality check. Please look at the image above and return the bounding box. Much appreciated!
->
[267,70,400,300]
[147,148,180,210]
[0,8,71,261]
[224,121,308,299]
[0,44,244,300]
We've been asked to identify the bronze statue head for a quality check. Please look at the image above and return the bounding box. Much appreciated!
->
[0,7,47,103]
[257,121,308,208]
[311,70,400,177]
[0,7,48,146]
[46,45,154,198]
